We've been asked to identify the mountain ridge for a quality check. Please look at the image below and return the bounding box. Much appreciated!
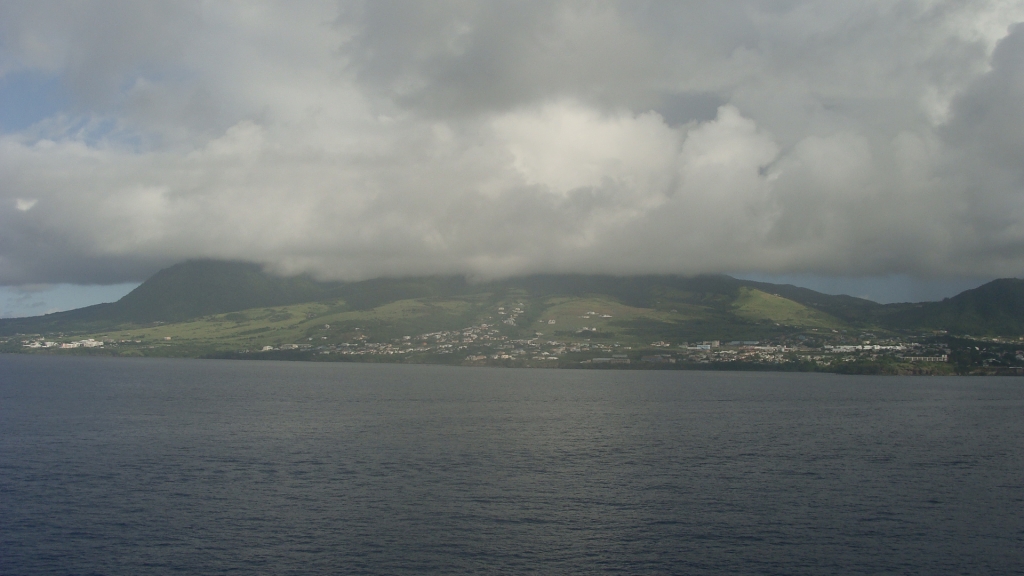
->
[1,259,1021,338]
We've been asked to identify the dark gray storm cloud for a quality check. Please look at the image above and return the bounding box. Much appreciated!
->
[1,1,1023,285]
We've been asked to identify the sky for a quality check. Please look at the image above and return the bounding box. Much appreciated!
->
[2,1,1024,316]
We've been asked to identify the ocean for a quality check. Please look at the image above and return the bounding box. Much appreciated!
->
[1,355,1021,574]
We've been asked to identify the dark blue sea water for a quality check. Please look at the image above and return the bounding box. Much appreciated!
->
[1,355,1022,575]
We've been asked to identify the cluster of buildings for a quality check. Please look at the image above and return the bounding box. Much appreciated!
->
[499,305,524,326]
[309,326,620,361]
[247,314,640,362]
[253,323,512,357]
[238,299,958,368]
[672,343,792,364]
[664,340,949,367]
[22,338,104,349]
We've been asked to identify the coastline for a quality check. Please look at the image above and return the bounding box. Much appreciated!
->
[5,348,1014,376]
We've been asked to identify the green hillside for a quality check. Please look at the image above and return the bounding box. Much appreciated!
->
[3,260,1023,350]
[881,278,1024,335]
[732,288,845,329]
[44,281,852,361]
[0,260,346,335]
[111,260,345,322]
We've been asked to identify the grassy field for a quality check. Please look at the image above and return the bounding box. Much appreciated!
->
[732,288,846,330]
[88,297,491,353]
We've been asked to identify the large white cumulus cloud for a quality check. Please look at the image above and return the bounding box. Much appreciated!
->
[1,0,1023,284]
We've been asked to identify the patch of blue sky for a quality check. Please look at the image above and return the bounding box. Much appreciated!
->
[732,272,993,304]
[0,70,70,133]
[0,283,140,319]
[2,68,158,151]
[10,108,152,154]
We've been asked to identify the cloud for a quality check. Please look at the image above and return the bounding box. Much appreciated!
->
[14,198,36,211]
[0,1,1023,285]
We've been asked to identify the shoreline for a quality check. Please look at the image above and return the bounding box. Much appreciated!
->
[5,349,1018,376]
